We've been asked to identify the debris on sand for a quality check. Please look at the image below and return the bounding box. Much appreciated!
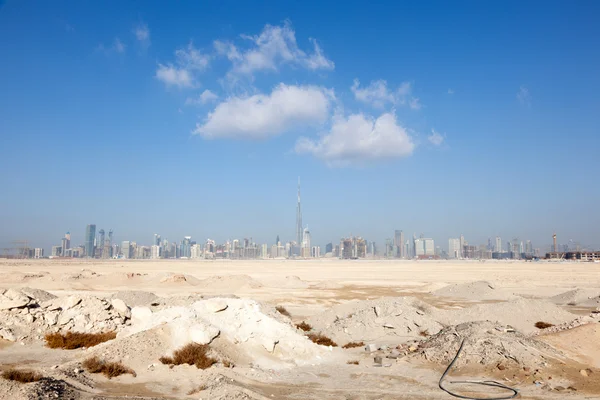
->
[111,291,159,307]
[432,280,518,301]
[412,321,565,369]
[307,297,443,344]
[550,288,600,307]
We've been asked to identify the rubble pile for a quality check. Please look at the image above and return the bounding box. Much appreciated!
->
[533,311,600,335]
[307,297,444,344]
[412,321,565,369]
[550,288,600,307]
[433,280,518,301]
[0,288,131,343]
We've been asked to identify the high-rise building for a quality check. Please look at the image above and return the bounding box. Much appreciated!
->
[325,242,333,254]
[85,224,96,258]
[495,236,502,253]
[459,234,465,258]
[295,177,303,253]
[180,236,192,258]
[34,248,44,258]
[51,246,62,257]
[415,238,435,257]
[61,232,71,256]
[151,245,161,259]
[311,246,320,258]
[121,241,130,259]
[154,234,161,246]
[448,238,461,259]
[302,227,311,257]
[394,230,405,258]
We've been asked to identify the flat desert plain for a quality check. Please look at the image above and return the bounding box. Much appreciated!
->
[0,258,599,399]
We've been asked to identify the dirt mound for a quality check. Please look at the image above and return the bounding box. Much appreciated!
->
[118,298,330,369]
[414,321,565,369]
[441,298,578,334]
[111,291,159,307]
[159,273,202,285]
[539,324,600,368]
[307,297,443,344]
[550,288,600,306]
[61,269,99,281]
[277,276,310,289]
[0,272,50,284]
[433,280,517,301]
[196,275,263,291]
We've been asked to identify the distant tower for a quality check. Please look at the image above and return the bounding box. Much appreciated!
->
[552,233,557,252]
[85,224,96,258]
[276,235,280,245]
[295,177,303,247]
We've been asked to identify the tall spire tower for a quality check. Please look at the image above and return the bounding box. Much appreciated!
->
[296,177,303,247]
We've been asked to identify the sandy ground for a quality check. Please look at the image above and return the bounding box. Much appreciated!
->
[0,258,599,399]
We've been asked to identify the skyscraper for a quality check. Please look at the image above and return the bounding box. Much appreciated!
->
[449,238,461,259]
[85,224,96,258]
[495,236,502,253]
[394,230,404,258]
[302,227,311,257]
[61,231,71,257]
[295,177,303,249]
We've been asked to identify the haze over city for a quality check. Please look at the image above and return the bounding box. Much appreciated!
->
[1,1,599,252]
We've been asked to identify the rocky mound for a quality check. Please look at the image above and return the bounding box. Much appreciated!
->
[550,288,600,306]
[118,298,330,370]
[433,280,517,301]
[111,290,159,307]
[440,298,578,334]
[0,289,131,343]
[307,297,444,344]
[414,321,565,369]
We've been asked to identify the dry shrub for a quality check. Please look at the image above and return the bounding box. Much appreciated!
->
[222,360,234,368]
[342,341,364,349]
[308,333,338,347]
[347,360,359,365]
[295,321,312,332]
[187,385,207,395]
[45,331,116,349]
[82,357,136,379]
[159,343,216,370]
[419,330,429,337]
[275,306,291,318]
[1,369,42,383]
[534,321,554,329]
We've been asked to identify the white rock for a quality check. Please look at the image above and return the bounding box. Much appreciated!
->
[0,289,30,310]
[131,306,153,323]
[45,312,59,326]
[203,299,229,313]
[189,323,220,345]
[111,299,132,319]
[0,328,16,341]
[57,308,80,326]
[61,296,82,311]
[365,343,378,352]
[24,314,35,324]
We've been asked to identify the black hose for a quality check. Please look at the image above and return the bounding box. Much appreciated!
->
[438,339,519,400]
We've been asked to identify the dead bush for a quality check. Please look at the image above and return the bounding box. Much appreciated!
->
[534,321,554,329]
[82,357,136,379]
[347,360,359,365]
[275,306,291,318]
[419,330,429,337]
[1,369,42,383]
[342,341,364,349]
[159,343,216,370]
[45,331,116,349]
[295,321,312,332]
[308,333,338,347]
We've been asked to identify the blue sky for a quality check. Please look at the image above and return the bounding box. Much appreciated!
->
[1,0,599,253]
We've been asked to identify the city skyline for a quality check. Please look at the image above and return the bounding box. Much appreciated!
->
[1,2,599,253]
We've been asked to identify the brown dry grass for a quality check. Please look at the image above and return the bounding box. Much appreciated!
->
[535,321,554,329]
[82,357,136,379]
[1,369,42,383]
[308,333,338,347]
[347,360,359,365]
[295,321,312,332]
[342,341,364,349]
[187,385,207,395]
[159,343,216,370]
[275,306,291,318]
[419,330,429,337]
[45,331,116,349]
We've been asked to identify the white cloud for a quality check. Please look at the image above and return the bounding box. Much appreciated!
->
[156,42,210,88]
[194,84,333,139]
[185,89,219,106]
[517,85,531,107]
[428,129,444,146]
[133,23,150,45]
[295,112,415,165]
[351,79,420,109]
[155,64,194,88]
[409,97,422,110]
[97,38,126,55]
[215,22,334,78]
[176,42,210,71]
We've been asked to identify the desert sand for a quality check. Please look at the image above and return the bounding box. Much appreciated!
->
[0,258,599,399]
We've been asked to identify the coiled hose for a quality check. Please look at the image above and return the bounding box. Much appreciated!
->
[438,339,519,400]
